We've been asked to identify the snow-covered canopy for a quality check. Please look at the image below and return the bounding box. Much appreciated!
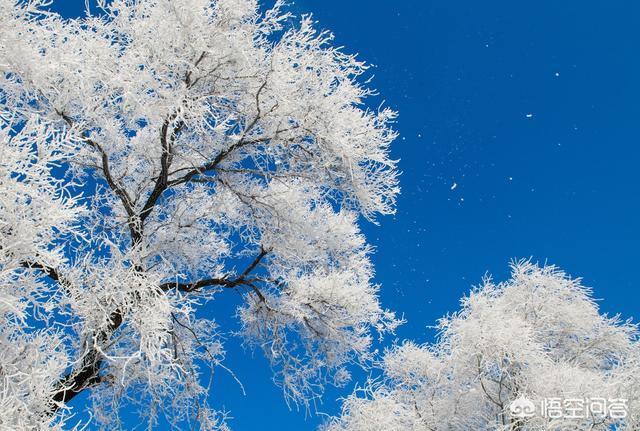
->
[324,262,640,431]
[0,1,400,429]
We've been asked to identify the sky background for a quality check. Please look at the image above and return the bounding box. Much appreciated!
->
[49,1,640,430]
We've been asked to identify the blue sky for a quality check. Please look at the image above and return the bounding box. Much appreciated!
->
[49,1,640,429]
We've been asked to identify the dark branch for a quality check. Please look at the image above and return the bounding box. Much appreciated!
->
[56,110,138,239]
[167,80,271,187]
[50,248,268,411]
[90,138,135,217]
[133,52,210,237]
[240,246,269,278]
[136,114,185,239]
[20,261,64,284]
[159,247,269,293]
[185,51,207,88]
[167,135,267,187]
[159,276,256,293]
[50,309,123,411]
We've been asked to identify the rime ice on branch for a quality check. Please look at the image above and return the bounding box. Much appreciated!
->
[0,0,400,429]
[324,262,640,431]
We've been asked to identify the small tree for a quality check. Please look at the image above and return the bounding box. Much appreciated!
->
[0,1,401,429]
[324,262,640,431]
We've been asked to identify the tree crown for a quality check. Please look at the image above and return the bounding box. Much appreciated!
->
[0,0,400,429]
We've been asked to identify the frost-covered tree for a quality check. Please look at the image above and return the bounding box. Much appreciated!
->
[324,262,640,431]
[0,1,401,429]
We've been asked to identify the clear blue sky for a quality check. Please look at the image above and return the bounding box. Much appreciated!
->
[49,1,640,430]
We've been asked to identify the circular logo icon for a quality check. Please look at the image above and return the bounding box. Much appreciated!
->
[509,396,536,418]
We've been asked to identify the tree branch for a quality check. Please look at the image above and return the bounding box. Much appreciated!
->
[56,110,138,239]
[50,248,268,410]
[47,64,273,418]
[159,247,269,293]
[50,309,123,411]
[20,261,65,285]
[136,113,185,240]
[167,81,275,188]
